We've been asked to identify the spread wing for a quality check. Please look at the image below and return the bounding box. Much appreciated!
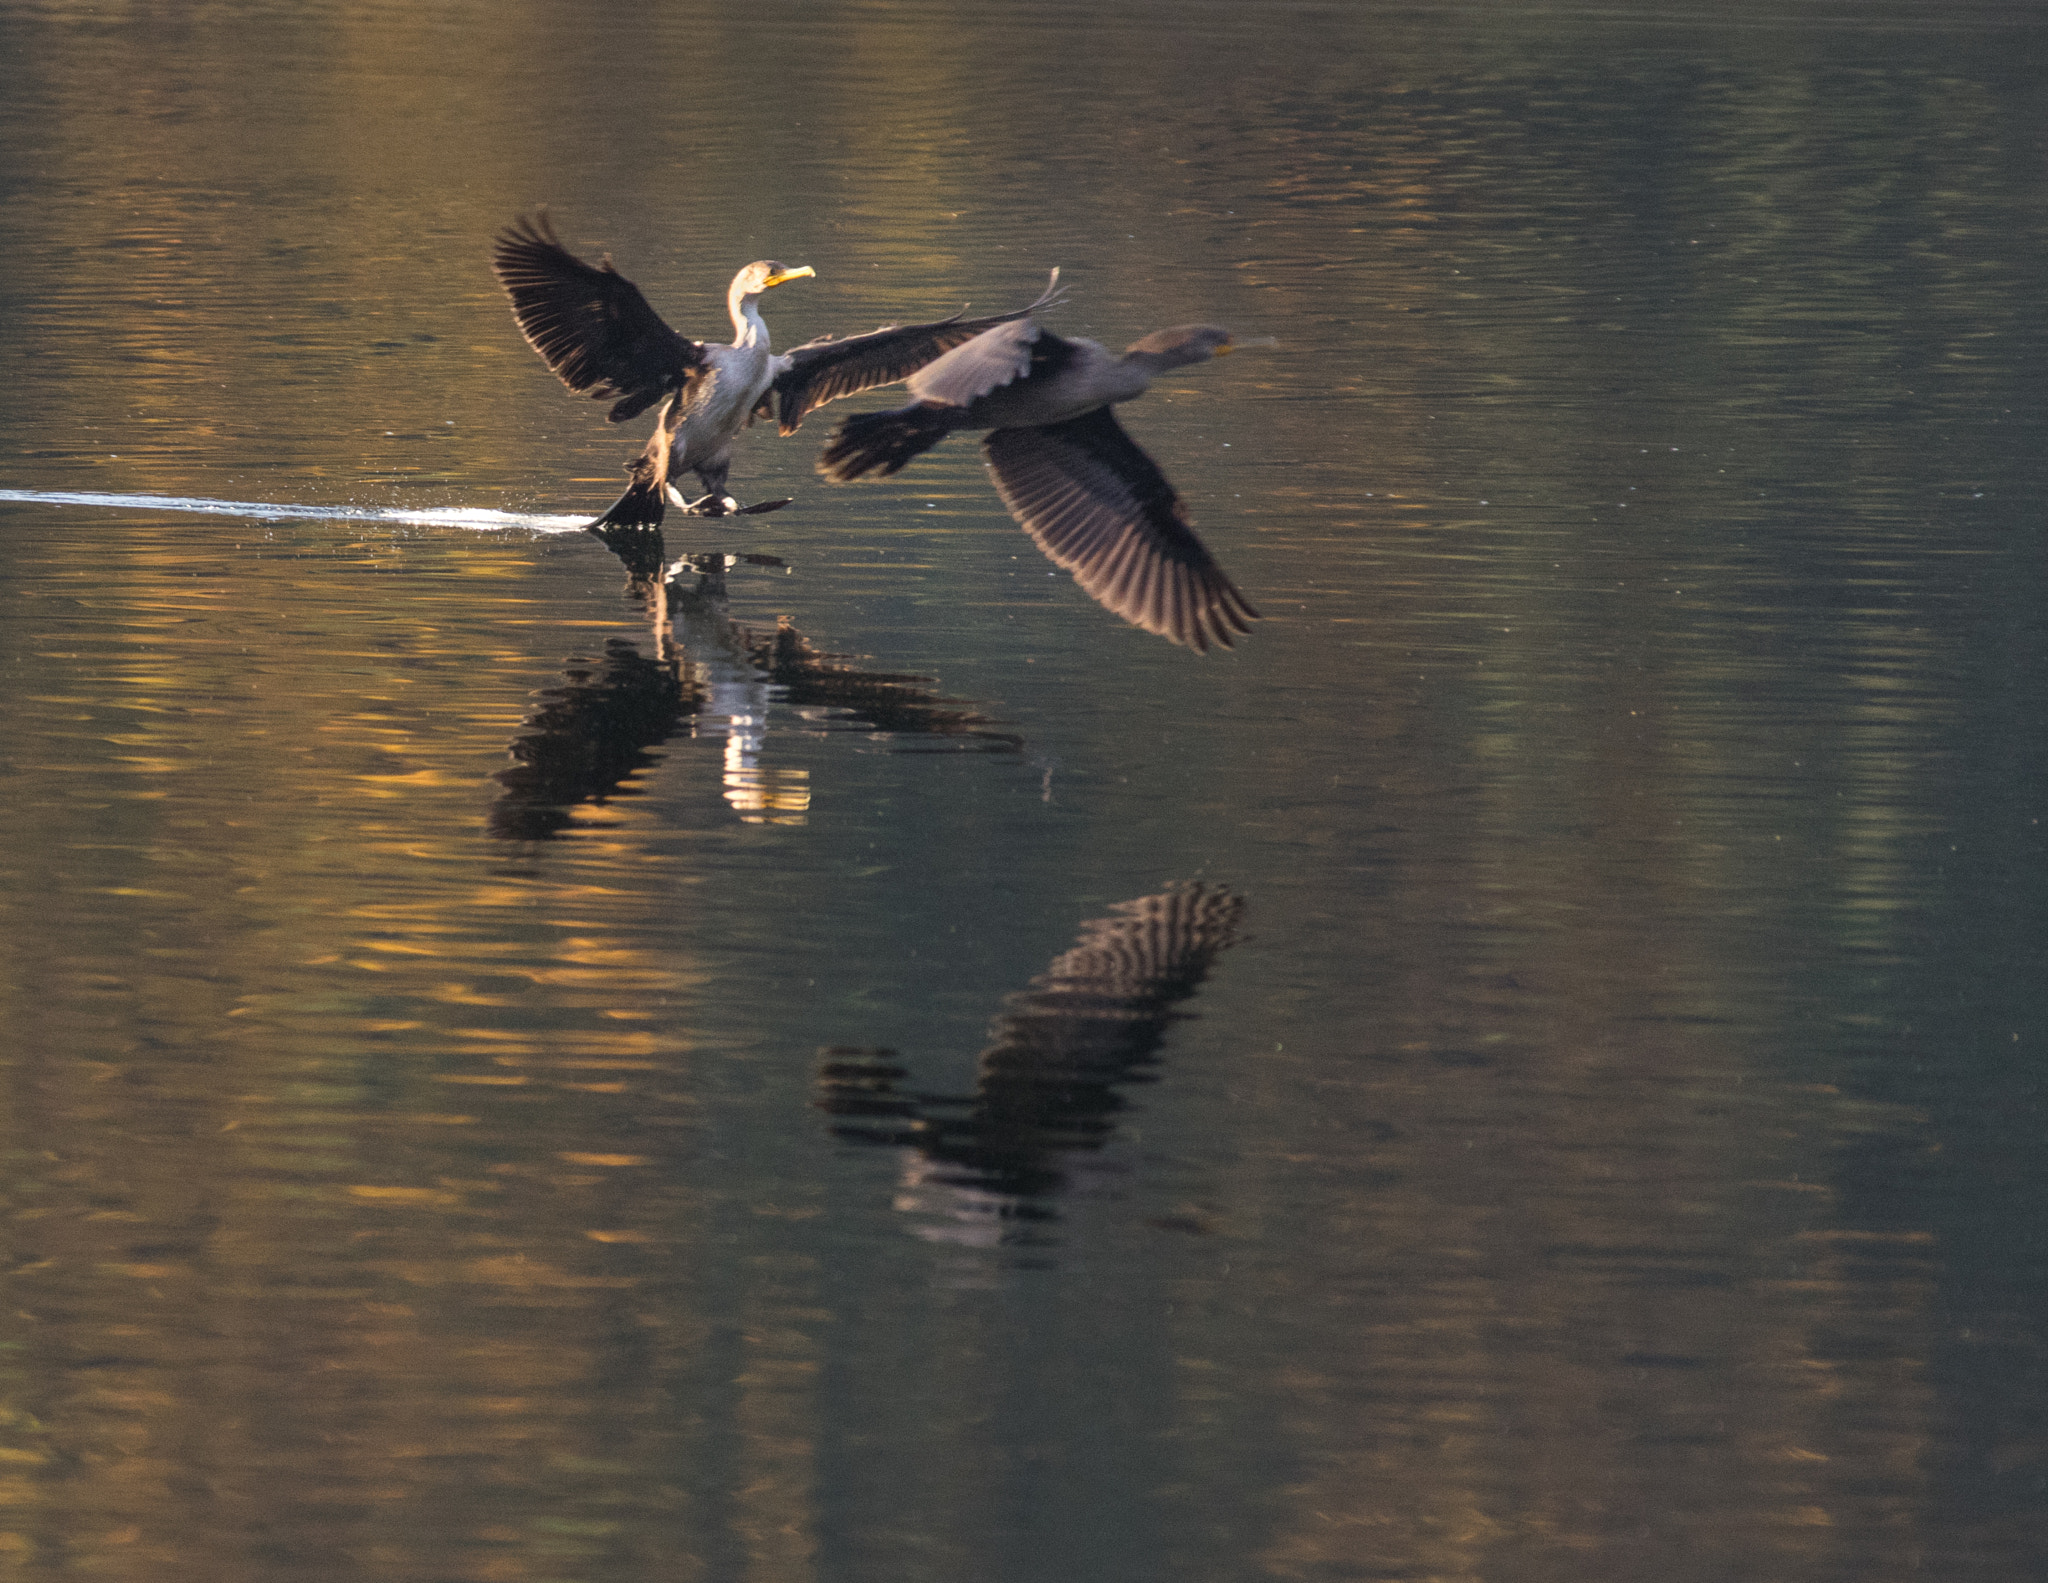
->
[768,269,1065,434]
[908,319,1083,410]
[983,406,1259,653]
[491,212,704,424]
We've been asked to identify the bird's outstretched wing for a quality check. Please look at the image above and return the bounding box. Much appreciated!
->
[909,319,1084,410]
[983,407,1259,653]
[769,270,1065,434]
[492,212,704,424]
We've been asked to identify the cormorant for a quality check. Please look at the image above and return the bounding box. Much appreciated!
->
[816,316,1262,652]
[491,212,1061,530]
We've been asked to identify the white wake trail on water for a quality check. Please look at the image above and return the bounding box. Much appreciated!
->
[0,488,593,532]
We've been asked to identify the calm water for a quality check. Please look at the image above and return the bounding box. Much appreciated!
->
[2,1,2045,1578]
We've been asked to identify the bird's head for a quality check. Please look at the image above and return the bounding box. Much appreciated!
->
[1122,324,1253,370]
[732,260,816,301]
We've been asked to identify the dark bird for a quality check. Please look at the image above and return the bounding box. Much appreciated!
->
[491,212,1062,531]
[816,317,1264,652]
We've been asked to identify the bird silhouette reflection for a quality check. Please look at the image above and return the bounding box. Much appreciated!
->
[489,525,1019,837]
[815,884,1245,1244]
[489,636,700,840]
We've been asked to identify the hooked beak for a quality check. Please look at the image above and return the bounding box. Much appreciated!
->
[762,265,816,290]
[1215,335,1278,357]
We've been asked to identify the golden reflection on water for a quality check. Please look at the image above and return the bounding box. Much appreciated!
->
[0,0,2043,1579]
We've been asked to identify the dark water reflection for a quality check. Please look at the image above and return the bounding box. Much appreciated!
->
[1,0,2045,1580]
[491,632,699,840]
[493,541,1019,839]
[817,884,1244,1243]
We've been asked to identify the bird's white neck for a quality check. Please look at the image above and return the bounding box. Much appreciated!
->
[730,294,770,350]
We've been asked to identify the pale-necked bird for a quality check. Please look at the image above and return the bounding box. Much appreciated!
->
[492,211,1061,530]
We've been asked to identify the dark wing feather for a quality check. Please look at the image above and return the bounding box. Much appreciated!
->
[1022,884,1247,1014]
[983,407,1259,653]
[491,212,703,424]
[770,270,1065,434]
[974,884,1246,1092]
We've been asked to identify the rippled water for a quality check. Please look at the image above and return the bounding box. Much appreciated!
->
[2,1,2045,1579]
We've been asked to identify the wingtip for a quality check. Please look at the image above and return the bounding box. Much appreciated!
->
[496,207,559,248]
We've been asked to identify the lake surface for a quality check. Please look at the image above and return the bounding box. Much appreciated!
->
[2,1,2045,1578]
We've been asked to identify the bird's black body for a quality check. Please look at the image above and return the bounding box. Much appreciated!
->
[819,319,1260,652]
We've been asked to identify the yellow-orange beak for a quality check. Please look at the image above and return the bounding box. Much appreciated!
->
[762,265,816,290]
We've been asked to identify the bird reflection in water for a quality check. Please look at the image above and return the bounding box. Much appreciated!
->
[488,634,700,840]
[815,884,1246,1246]
[489,525,1019,838]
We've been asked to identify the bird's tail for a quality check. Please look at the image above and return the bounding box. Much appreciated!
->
[590,454,667,531]
[817,405,956,482]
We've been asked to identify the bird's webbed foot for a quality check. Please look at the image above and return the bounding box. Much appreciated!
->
[675,493,794,518]
[668,489,739,517]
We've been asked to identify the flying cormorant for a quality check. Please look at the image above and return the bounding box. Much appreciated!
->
[817,316,1262,652]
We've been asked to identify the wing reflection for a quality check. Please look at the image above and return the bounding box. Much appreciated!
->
[815,884,1246,1244]
[489,527,1020,836]
[488,636,700,840]
[742,621,1024,755]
